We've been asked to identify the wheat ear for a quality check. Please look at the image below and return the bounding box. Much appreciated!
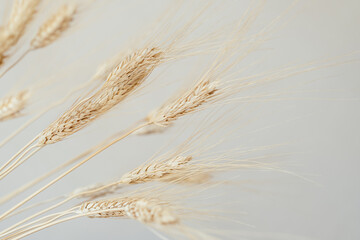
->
[143,77,220,133]
[0,0,40,65]
[37,47,163,145]
[6,208,79,240]
[30,4,76,50]
[79,197,179,225]
[66,155,192,200]
[0,90,30,121]
[120,156,192,184]
[0,74,101,148]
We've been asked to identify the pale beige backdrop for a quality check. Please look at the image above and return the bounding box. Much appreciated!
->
[0,0,359,239]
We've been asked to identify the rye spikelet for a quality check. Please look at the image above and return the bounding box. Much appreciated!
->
[79,197,179,225]
[30,4,76,49]
[0,90,29,121]
[37,47,163,145]
[0,0,40,63]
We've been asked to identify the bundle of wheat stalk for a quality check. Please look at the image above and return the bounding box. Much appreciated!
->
[0,0,354,239]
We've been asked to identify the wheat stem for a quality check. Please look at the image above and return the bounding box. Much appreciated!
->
[0,123,149,221]
[0,49,31,79]
[0,146,41,180]
[9,207,131,240]
[7,209,78,240]
[0,146,92,205]
[5,196,64,220]
[0,197,73,238]
[0,135,39,172]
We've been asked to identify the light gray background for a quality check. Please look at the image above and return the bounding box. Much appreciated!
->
[0,0,359,239]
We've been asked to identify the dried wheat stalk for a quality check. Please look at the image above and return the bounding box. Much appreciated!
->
[30,4,76,50]
[37,47,163,146]
[0,90,29,121]
[120,156,192,184]
[69,156,193,200]
[73,147,272,201]
[135,78,221,134]
[79,197,179,225]
[0,0,40,64]
[149,79,219,127]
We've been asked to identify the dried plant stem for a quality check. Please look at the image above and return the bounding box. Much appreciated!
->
[0,90,30,121]
[0,197,73,238]
[0,49,30,79]
[0,146,41,180]
[6,196,63,220]
[0,146,123,235]
[2,213,66,240]
[0,135,39,173]
[3,179,123,236]
[8,209,79,240]
[0,123,149,221]
[0,125,129,206]
[0,146,93,206]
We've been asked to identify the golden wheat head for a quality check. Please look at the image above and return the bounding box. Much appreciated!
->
[148,79,219,127]
[31,4,76,49]
[0,90,29,121]
[0,0,40,62]
[37,47,163,145]
[79,197,179,225]
[120,156,192,184]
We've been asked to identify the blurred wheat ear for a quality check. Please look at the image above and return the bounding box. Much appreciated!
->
[0,90,29,122]
[0,0,40,65]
